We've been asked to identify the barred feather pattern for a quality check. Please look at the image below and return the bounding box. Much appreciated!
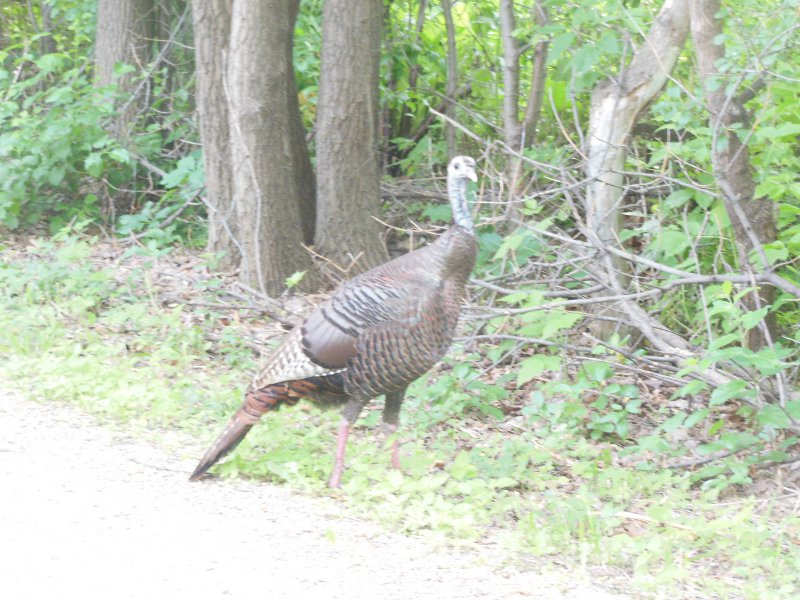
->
[242,373,347,423]
[241,225,476,414]
[249,327,345,393]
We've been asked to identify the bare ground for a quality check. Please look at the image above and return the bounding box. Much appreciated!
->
[0,390,629,600]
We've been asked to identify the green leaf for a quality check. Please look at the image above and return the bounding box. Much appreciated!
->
[84,153,103,178]
[677,379,708,397]
[517,354,560,386]
[596,31,619,55]
[571,45,599,75]
[472,68,492,83]
[285,270,306,289]
[449,451,476,481]
[786,401,800,420]
[108,148,130,164]
[707,333,740,352]
[541,310,582,338]
[660,412,687,433]
[548,32,576,63]
[740,307,768,330]
[656,229,690,258]
[758,123,800,139]
[709,380,750,406]
[637,434,671,453]
[757,404,791,429]
[664,189,693,209]
[47,165,66,186]
[685,408,710,428]
[762,242,789,265]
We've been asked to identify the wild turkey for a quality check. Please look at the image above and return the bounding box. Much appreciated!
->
[189,155,479,488]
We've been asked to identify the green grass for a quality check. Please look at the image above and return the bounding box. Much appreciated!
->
[1,235,799,599]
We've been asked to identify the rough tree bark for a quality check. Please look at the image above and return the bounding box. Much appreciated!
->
[191,0,237,269]
[95,0,154,138]
[584,0,689,338]
[690,0,778,349]
[227,0,316,295]
[314,0,388,276]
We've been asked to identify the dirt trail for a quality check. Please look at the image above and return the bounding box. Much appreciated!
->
[0,391,626,600]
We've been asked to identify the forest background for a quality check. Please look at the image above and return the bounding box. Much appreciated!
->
[1,1,799,597]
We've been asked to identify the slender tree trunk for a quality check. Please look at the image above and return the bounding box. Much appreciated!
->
[191,0,238,269]
[95,0,154,138]
[94,0,154,218]
[690,0,777,349]
[315,0,388,276]
[584,0,689,338]
[499,0,550,226]
[441,0,458,159]
[499,0,521,151]
[39,3,56,55]
[522,1,549,143]
[499,0,549,151]
[227,0,315,295]
[397,0,427,140]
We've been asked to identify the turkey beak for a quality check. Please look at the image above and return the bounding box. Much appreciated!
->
[466,168,477,183]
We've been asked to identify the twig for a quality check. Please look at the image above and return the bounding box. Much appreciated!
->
[615,510,696,534]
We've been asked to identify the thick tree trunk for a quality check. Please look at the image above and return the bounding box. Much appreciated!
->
[191,0,237,269]
[95,0,154,138]
[690,0,778,349]
[314,0,388,276]
[227,0,315,295]
[584,0,689,339]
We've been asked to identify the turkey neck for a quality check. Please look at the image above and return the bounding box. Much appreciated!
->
[434,225,478,285]
[449,169,474,234]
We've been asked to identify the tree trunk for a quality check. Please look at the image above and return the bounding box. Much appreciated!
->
[522,1,549,144]
[95,0,154,138]
[191,0,237,269]
[690,0,778,349]
[395,0,427,142]
[227,0,315,295]
[499,0,549,226]
[499,0,521,151]
[286,0,316,248]
[499,0,549,151]
[39,3,56,56]
[441,0,458,159]
[583,0,689,339]
[314,0,388,277]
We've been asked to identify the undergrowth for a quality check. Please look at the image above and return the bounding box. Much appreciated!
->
[1,235,799,599]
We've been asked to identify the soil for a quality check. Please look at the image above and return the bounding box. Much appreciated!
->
[0,390,629,600]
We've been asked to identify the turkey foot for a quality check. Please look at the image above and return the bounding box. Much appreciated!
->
[382,423,402,470]
[328,418,351,489]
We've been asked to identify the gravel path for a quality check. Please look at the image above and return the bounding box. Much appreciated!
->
[0,391,627,600]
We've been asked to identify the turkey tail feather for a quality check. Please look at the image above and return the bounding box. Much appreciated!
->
[189,383,314,481]
[189,412,253,481]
